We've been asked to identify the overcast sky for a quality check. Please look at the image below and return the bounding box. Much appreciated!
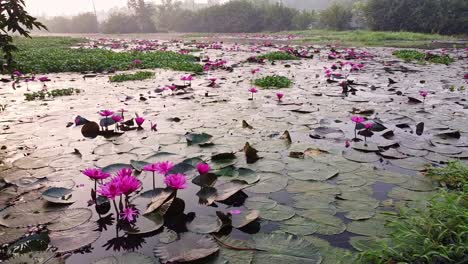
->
[25,0,209,16]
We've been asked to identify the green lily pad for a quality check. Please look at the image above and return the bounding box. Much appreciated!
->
[130,160,150,172]
[287,162,339,181]
[154,232,219,263]
[42,187,76,204]
[345,210,376,220]
[252,232,322,264]
[101,163,131,173]
[260,204,295,221]
[280,216,319,235]
[390,157,430,171]
[186,132,213,145]
[93,253,156,264]
[298,212,346,235]
[245,173,287,194]
[186,214,223,234]
[343,149,380,163]
[231,210,259,228]
[215,180,249,202]
[49,221,101,253]
[214,236,254,264]
[347,218,392,237]
[244,196,277,210]
[48,208,92,231]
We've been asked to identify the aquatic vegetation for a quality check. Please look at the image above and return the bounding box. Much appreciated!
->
[427,161,468,191]
[24,88,79,101]
[254,75,292,88]
[393,50,454,65]
[258,51,299,61]
[356,190,468,264]
[9,37,203,73]
[197,163,211,175]
[164,174,187,189]
[109,71,155,82]
[135,116,145,127]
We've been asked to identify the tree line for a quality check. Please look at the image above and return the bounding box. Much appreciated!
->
[38,0,467,35]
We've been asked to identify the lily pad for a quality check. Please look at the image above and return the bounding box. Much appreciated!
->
[231,210,259,228]
[42,187,76,204]
[252,232,322,264]
[93,253,156,264]
[130,160,150,172]
[187,214,223,234]
[144,188,175,215]
[347,218,391,237]
[298,212,346,235]
[280,216,319,235]
[343,149,380,163]
[215,180,249,202]
[287,162,339,181]
[185,132,213,145]
[154,232,219,263]
[49,221,101,253]
[214,236,254,264]
[260,204,295,221]
[245,173,287,194]
[391,157,430,171]
[244,196,277,210]
[0,227,27,245]
[48,208,92,231]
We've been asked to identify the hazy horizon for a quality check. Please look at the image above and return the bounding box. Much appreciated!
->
[25,0,211,17]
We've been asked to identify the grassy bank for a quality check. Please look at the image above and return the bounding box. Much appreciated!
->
[5,37,203,74]
[289,30,462,48]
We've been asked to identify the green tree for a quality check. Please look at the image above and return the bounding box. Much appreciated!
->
[319,2,353,30]
[0,0,46,70]
[127,0,157,32]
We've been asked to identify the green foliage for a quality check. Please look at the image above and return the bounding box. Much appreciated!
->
[0,0,46,69]
[109,71,155,82]
[100,12,140,34]
[24,88,80,101]
[364,0,468,35]
[8,37,203,74]
[393,50,454,65]
[258,52,298,61]
[254,75,292,89]
[260,29,454,47]
[356,189,468,264]
[319,2,353,30]
[427,161,468,191]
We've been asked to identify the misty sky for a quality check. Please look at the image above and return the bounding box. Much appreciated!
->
[25,0,209,16]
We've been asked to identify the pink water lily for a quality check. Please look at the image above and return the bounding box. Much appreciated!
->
[351,116,365,124]
[111,115,123,123]
[155,161,175,175]
[249,87,258,100]
[115,175,141,196]
[12,70,22,77]
[98,181,123,200]
[82,168,110,180]
[345,140,351,148]
[197,163,211,175]
[419,90,428,98]
[229,209,242,215]
[276,92,284,102]
[99,109,114,117]
[135,116,145,127]
[365,122,374,130]
[251,68,260,75]
[120,206,139,222]
[116,167,133,178]
[133,59,142,65]
[38,76,50,82]
[165,173,187,190]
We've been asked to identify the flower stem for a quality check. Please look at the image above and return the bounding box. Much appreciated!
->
[112,199,120,219]
[152,171,155,190]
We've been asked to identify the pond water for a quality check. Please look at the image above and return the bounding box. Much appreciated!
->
[0,34,467,263]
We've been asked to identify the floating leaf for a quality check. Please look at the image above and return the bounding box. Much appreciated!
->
[93,253,155,264]
[260,204,295,221]
[48,208,92,231]
[252,233,322,264]
[213,236,254,264]
[101,163,131,173]
[81,121,100,138]
[49,221,101,253]
[187,214,223,234]
[159,228,178,244]
[245,173,287,194]
[244,196,277,210]
[347,218,391,237]
[287,162,338,181]
[280,216,318,235]
[391,157,430,171]
[154,232,219,263]
[211,152,237,169]
[144,188,174,215]
[42,187,76,204]
[185,132,213,145]
[0,227,26,245]
[343,149,380,163]
[126,210,164,235]
[131,160,150,172]
[8,252,64,264]
[231,210,259,228]
[298,212,346,235]
[215,180,249,202]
